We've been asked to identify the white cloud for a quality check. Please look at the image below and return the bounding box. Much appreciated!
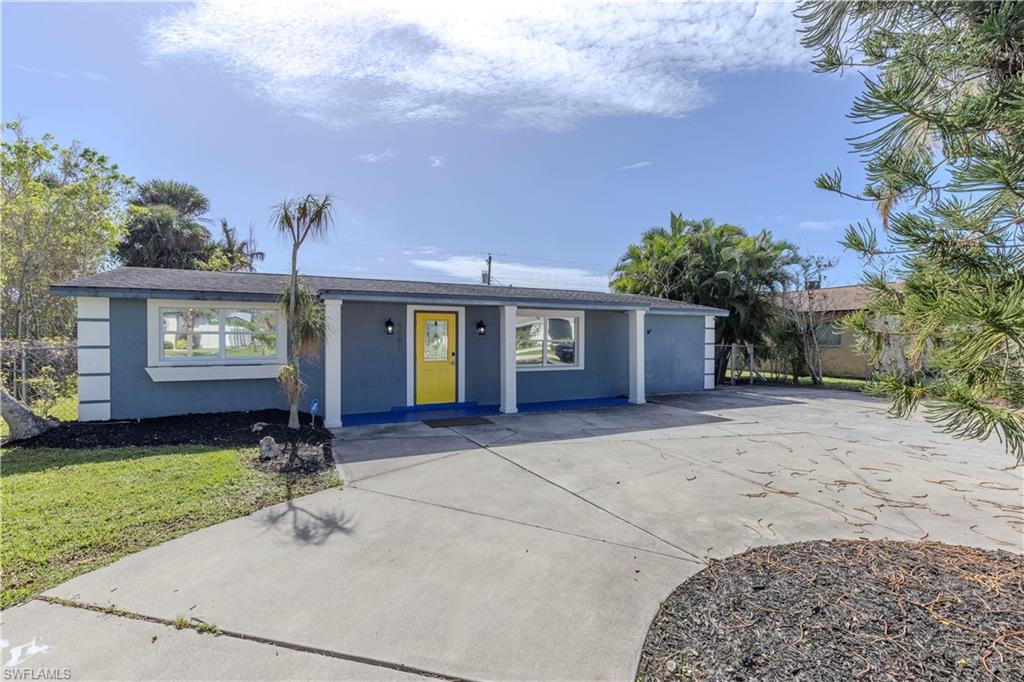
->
[357,148,398,163]
[429,154,446,168]
[798,220,849,232]
[616,161,652,171]
[410,255,609,291]
[146,2,809,130]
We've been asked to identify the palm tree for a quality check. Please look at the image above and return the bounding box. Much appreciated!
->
[612,213,799,347]
[271,194,335,429]
[116,204,212,268]
[215,219,265,272]
[134,179,210,220]
[117,180,213,269]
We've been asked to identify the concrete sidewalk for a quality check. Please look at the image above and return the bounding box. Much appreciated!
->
[3,387,1019,680]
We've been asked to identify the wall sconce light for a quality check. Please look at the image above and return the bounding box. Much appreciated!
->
[385,318,395,335]
[476,320,487,336]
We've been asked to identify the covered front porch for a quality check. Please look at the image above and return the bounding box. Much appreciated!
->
[320,300,654,428]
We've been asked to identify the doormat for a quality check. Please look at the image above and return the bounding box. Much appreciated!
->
[423,416,494,428]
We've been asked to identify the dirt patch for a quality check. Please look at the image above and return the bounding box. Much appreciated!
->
[6,409,332,461]
[637,539,1023,681]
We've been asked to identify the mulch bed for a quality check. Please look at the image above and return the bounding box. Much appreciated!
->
[637,540,1024,681]
[5,410,333,474]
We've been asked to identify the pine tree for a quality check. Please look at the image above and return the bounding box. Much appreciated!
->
[797,1,1024,461]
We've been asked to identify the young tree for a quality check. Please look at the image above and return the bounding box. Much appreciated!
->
[1,121,133,340]
[798,1,1024,461]
[271,194,334,429]
[779,256,839,385]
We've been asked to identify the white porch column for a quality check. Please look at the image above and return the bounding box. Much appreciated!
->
[628,309,646,404]
[324,299,343,428]
[499,305,518,414]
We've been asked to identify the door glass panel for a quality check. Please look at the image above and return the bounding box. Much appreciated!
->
[423,320,449,361]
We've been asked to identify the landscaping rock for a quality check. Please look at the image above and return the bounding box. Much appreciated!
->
[251,422,267,433]
[258,436,282,461]
[296,445,324,464]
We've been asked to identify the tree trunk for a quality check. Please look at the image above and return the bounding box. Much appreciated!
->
[1,388,53,440]
[287,242,301,429]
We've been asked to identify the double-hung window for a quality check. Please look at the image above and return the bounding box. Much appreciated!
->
[515,310,584,370]
[157,304,284,364]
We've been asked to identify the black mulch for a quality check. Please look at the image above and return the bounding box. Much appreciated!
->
[5,410,334,473]
[637,539,1024,681]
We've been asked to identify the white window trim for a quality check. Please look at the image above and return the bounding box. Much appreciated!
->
[515,308,585,372]
[405,305,466,406]
[146,299,286,381]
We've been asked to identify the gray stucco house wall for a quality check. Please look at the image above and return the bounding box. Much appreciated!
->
[644,314,707,395]
[53,267,726,425]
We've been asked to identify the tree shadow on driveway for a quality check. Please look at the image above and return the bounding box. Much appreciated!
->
[257,489,354,546]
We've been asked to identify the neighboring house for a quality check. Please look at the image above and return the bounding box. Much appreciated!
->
[781,284,883,379]
[52,267,727,427]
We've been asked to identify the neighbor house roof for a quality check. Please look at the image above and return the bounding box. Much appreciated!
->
[52,267,728,315]
[780,283,902,313]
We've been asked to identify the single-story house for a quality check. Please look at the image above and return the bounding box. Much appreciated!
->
[52,267,727,427]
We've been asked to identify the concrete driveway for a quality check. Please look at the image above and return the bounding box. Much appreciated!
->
[3,387,1021,680]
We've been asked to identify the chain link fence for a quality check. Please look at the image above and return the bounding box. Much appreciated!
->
[1,340,78,419]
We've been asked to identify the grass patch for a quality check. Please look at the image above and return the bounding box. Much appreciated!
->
[725,370,869,392]
[0,444,339,608]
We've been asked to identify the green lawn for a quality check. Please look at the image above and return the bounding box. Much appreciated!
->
[0,444,340,607]
[725,370,869,392]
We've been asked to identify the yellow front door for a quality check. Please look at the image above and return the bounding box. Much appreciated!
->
[415,311,457,404]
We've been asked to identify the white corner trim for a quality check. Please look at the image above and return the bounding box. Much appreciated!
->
[77,297,111,421]
[324,300,343,428]
[704,374,715,390]
[499,305,518,414]
[78,320,110,347]
[78,402,110,422]
[628,309,645,404]
[78,375,110,402]
[145,364,282,382]
[78,348,110,375]
[704,315,715,329]
[406,305,466,406]
[77,296,109,319]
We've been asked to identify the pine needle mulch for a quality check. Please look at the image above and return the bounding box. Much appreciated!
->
[637,540,1023,681]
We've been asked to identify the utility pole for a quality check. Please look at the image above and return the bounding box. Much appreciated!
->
[482,253,493,285]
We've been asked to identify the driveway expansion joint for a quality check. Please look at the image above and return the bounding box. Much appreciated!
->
[453,428,704,562]
[350,484,701,563]
[32,596,473,682]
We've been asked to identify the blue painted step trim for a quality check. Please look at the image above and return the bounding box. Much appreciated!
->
[340,396,630,427]
[389,401,478,413]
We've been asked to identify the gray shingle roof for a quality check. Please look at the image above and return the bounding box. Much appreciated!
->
[51,267,726,314]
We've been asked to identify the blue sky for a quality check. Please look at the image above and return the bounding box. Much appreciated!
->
[3,1,876,290]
